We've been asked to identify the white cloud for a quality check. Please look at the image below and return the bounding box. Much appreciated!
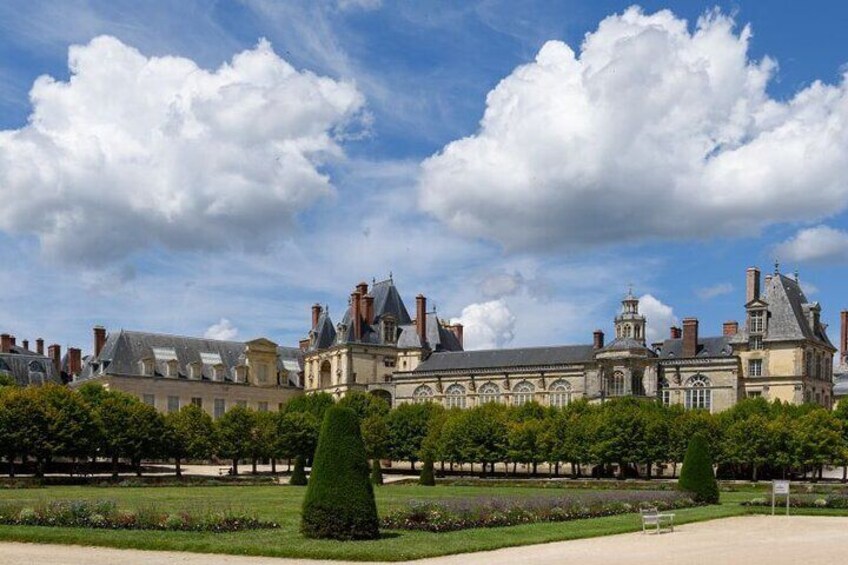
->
[773,225,848,264]
[479,271,525,298]
[337,0,381,11]
[204,318,239,341]
[420,7,848,251]
[639,294,678,344]
[0,35,365,264]
[696,282,734,300]
[453,299,516,350]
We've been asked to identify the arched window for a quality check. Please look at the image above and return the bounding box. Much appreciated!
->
[513,381,535,406]
[28,360,45,373]
[685,375,711,411]
[478,382,500,404]
[445,384,466,409]
[319,361,332,389]
[607,371,625,397]
[413,385,434,404]
[624,325,632,338]
[805,349,813,377]
[549,380,572,408]
[631,370,645,396]
[658,377,670,406]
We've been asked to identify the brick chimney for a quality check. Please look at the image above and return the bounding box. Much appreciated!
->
[93,326,107,358]
[670,326,682,339]
[9,336,15,348]
[723,321,739,336]
[682,318,699,358]
[593,329,605,349]
[0,334,10,354]
[68,347,82,377]
[363,294,374,325]
[36,338,44,355]
[746,267,761,303]
[22,339,29,351]
[351,291,362,341]
[47,344,61,375]
[416,294,427,348]
[311,303,322,328]
[841,310,848,365]
[451,323,464,348]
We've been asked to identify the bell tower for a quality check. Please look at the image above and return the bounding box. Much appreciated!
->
[614,288,646,344]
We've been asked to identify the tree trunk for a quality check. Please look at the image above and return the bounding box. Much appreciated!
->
[232,458,239,476]
[271,458,277,474]
[7,455,14,478]
[646,462,652,480]
[842,465,847,483]
[111,454,119,478]
[752,463,758,482]
[410,460,416,472]
[175,456,182,478]
[134,458,142,477]
[672,462,678,478]
[532,461,538,476]
[512,461,517,475]
[252,457,258,475]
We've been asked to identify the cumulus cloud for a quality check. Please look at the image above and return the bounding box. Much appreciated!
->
[204,318,239,341]
[773,225,848,264]
[639,294,678,344]
[453,299,516,350]
[420,7,848,250]
[0,35,364,264]
[696,282,734,300]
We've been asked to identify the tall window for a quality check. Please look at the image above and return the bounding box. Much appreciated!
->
[658,377,670,406]
[191,397,202,408]
[607,371,625,397]
[444,384,466,409]
[513,381,535,405]
[684,375,711,411]
[413,385,434,404]
[213,398,226,419]
[631,371,645,396]
[549,380,572,408]
[167,395,180,414]
[142,394,155,407]
[749,310,765,333]
[749,336,763,350]
[382,317,397,344]
[749,359,763,377]
[258,401,269,412]
[478,382,501,404]
[257,363,269,384]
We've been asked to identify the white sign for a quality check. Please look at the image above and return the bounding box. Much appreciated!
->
[773,480,790,495]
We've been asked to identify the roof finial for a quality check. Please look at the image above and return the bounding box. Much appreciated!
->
[794,269,799,283]
[774,260,780,274]
[389,270,393,282]
[372,277,376,286]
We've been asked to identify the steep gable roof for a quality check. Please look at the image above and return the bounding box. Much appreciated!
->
[763,274,833,346]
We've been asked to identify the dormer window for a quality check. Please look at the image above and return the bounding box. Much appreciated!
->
[234,365,247,383]
[165,359,179,378]
[382,317,397,344]
[139,358,154,376]
[188,362,202,380]
[212,364,226,382]
[749,310,765,333]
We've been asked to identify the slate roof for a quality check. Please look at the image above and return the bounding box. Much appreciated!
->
[371,279,412,325]
[656,336,734,359]
[0,348,62,386]
[397,312,463,352]
[757,274,834,346]
[77,329,302,385]
[600,337,655,354]
[411,344,596,373]
[834,371,848,398]
[308,311,337,351]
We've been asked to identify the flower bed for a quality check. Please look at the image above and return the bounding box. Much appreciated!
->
[0,500,279,532]
[742,495,848,509]
[381,491,696,532]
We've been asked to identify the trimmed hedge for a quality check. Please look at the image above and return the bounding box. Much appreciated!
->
[678,433,719,504]
[289,456,307,486]
[301,406,380,540]
[419,458,435,486]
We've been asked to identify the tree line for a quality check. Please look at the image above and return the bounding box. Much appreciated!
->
[1,380,847,481]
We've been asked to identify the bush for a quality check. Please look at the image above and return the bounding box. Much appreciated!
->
[678,434,719,504]
[370,460,383,486]
[289,455,307,486]
[301,406,380,540]
[419,458,435,486]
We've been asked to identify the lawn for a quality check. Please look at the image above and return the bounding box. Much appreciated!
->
[0,483,842,561]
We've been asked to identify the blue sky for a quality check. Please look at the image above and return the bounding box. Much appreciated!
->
[1,0,847,354]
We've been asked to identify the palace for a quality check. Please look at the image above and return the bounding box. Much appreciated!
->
[303,266,841,412]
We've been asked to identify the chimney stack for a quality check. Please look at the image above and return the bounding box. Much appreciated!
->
[68,347,82,377]
[22,339,29,351]
[746,267,761,303]
[311,303,322,328]
[36,338,44,355]
[670,326,682,339]
[351,291,362,341]
[93,326,106,358]
[0,334,10,354]
[682,318,699,358]
[363,294,374,325]
[451,323,464,348]
[9,336,15,348]
[841,310,848,366]
[723,321,739,336]
[593,329,605,349]
[416,294,428,348]
[47,344,61,375]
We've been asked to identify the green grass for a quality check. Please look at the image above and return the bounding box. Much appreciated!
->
[0,484,843,561]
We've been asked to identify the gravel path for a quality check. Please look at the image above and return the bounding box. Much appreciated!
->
[0,515,846,564]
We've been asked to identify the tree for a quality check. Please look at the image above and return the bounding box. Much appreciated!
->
[124,401,166,476]
[722,414,772,481]
[37,385,100,474]
[361,413,389,485]
[283,392,335,420]
[338,391,390,421]
[278,410,320,485]
[508,419,543,475]
[248,410,278,474]
[440,404,508,475]
[386,402,436,470]
[792,408,843,481]
[0,387,49,477]
[678,433,719,504]
[164,404,215,477]
[419,457,435,486]
[301,406,379,540]
[216,405,255,476]
[96,391,139,477]
[833,401,848,482]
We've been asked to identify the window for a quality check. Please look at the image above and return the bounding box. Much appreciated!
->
[658,377,670,406]
[191,397,202,408]
[140,359,154,376]
[213,398,226,419]
[513,381,535,405]
[165,360,179,378]
[631,371,645,396]
[478,382,501,404]
[747,390,762,398]
[685,375,711,411]
[257,363,269,384]
[236,400,247,409]
[188,363,202,379]
[167,396,180,413]
[413,385,434,404]
[549,380,572,408]
[607,371,625,397]
[749,359,763,377]
[258,401,269,412]
[382,317,397,344]
[749,336,763,350]
[444,384,466,409]
[142,394,155,407]
[749,310,765,333]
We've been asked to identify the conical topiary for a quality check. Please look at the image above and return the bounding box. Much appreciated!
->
[301,406,379,540]
[370,459,383,486]
[678,433,719,504]
[289,455,308,486]
[419,458,435,486]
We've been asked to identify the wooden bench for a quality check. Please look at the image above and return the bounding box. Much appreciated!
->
[641,507,674,534]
